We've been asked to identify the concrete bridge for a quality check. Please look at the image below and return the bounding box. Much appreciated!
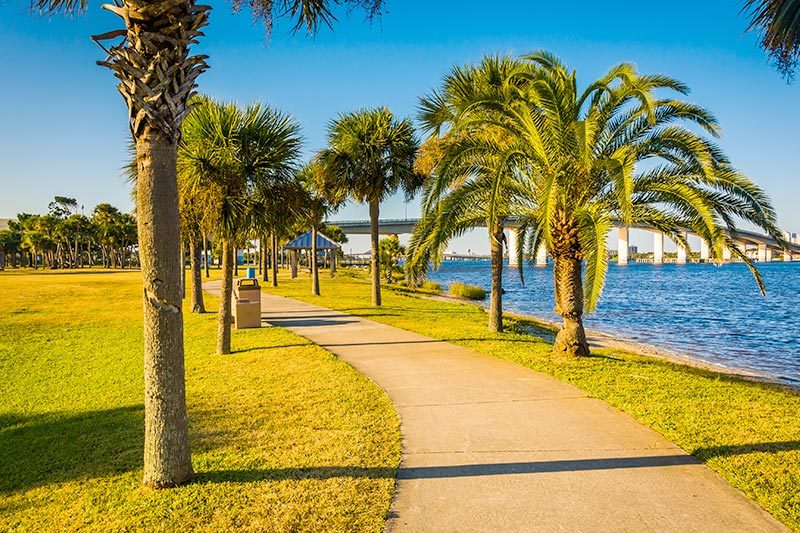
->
[330,218,800,266]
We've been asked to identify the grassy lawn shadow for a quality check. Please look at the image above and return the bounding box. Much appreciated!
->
[196,466,396,484]
[231,343,311,354]
[694,441,800,459]
[0,406,144,494]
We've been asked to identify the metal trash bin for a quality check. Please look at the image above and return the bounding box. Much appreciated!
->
[233,278,261,329]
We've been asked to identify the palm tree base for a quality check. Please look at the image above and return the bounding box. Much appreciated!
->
[553,322,590,356]
[143,470,194,490]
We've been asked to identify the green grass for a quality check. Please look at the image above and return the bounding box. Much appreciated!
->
[267,268,800,531]
[0,269,400,532]
[447,282,487,300]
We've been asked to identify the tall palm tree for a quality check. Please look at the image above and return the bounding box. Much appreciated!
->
[318,107,422,306]
[178,177,214,313]
[180,97,301,356]
[33,0,384,488]
[744,0,800,78]
[296,162,342,296]
[407,56,531,332]
[443,51,783,356]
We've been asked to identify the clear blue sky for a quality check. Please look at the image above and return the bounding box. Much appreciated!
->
[1,1,798,253]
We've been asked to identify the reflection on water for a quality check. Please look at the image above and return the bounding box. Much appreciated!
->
[426,260,800,384]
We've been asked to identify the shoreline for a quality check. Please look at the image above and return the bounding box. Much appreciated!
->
[423,291,794,390]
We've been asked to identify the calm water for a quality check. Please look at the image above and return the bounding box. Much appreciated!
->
[426,260,800,384]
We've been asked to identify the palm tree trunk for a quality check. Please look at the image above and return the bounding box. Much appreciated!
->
[488,224,504,333]
[234,248,239,277]
[311,226,320,295]
[257,239,263,276]
[552,254,590,356]
[268,233,272,285]
[369,200,382,306]
[330,250,336,278]
[190,237,205,313]
[180,242,186,299]
[271,232,279,288]
[203,233,209,277]
[217,240,234,355]
[135,131,193,488]
[290,249,298,278]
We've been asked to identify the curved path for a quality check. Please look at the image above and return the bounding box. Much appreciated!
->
[204,280,784,532]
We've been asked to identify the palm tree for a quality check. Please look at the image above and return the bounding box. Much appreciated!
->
[407,56,531,332]
[442,51,783,356]
[250,180,307,288]
[178,177,213,313]
[0,228,21,269]
[296,162,342,295]
[379,235,404,283]
[33,0,384,488]
[318,107,422,306]
[744,0,800,78]
[92,204,121,268]
[180,97,301,356]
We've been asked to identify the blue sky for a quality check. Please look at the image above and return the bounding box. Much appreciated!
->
[1,1,798,253]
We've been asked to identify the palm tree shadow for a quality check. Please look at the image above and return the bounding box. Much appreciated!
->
[694,441,800,459]
[231,343,311,354]
[197,455,704,486]
[0,406,144,494]
[196,466,396,484]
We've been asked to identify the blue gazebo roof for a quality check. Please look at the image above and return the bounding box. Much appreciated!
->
[284,231,340,250]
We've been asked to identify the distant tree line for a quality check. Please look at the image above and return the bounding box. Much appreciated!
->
[0,197,137,270]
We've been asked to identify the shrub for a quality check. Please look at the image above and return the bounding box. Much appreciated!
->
[448,282,486,300]
[422,281,441,292]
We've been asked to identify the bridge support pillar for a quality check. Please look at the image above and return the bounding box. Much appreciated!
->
[700,240,710,262]
[507,229,519,268]
[757,244,767,262]
[653,232,664,264]
[535,244,547,266]
[722,246,733,261]
[765,248,773,262]
[653,231,664,265]
[783,233,795,262]
[618,227,629,265]
[676,232,688,264]
[739,243,748,261]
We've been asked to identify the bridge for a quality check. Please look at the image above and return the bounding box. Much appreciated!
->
[329,218,800,266]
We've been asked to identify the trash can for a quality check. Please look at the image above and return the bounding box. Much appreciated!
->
[233,278,261,329]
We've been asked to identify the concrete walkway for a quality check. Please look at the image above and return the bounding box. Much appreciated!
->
[204,280,784,532]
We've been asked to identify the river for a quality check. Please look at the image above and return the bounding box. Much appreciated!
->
[426,260,800,385]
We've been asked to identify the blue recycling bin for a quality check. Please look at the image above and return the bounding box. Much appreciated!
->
[246,267,256,279]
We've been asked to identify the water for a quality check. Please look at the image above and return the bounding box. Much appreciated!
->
[426,260,800,384]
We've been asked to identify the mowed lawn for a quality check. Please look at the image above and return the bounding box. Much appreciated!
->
[0,270,400,532]
[267,268,800,531]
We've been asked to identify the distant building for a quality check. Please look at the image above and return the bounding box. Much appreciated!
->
[629,245,638,255]
[0,219,11,231]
